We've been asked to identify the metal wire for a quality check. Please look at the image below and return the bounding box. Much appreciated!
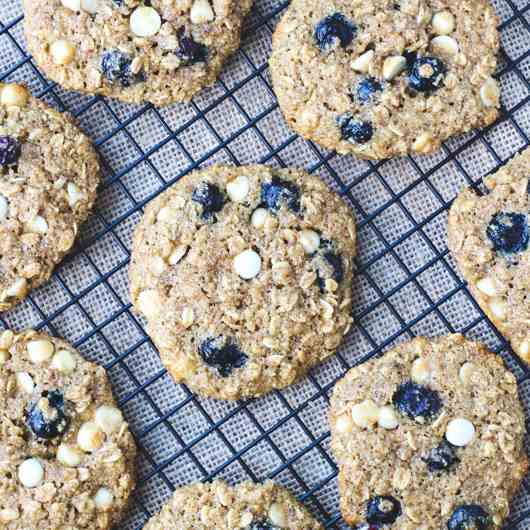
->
[0,0,529,528]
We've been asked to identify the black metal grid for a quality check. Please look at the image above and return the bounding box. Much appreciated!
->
[0,0,529,528]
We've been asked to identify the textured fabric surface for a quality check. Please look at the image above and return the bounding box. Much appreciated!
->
[0,0,528,528]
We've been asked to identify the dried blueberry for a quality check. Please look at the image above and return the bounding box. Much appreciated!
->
[192,182,225,222]
[314,13,356,51]
[248,523,273,530]
[367,496,401,525]
[0,136,21,166]
[198,337,248,377]
[392,381,442,421]
[261,176,300,213]
[407,55,445,92]
[26,390,69,440]
[101,50,143,87]
[486,212,529,257]
[177,27,208,65]
[447,505,491,530]
[338,114,374,144]
[313,240,344,292]
[423,439,459,472]
[356,77,383,105]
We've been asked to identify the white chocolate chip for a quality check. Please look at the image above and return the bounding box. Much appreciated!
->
[190,0,215,24]
[251,208,268,229]
[459,362,476,385]
[81,0,99,13]
[26,215,48,235]
[446,418,475,447]
[489,298,507,320]
[226,176,250,203]
[268,503,287,527]
[0,84,29,107]
[130,6,162,37]
[17,372,34,393]
[411,357,431,383]
[150,256,167,276]
[94,488,114,511]
[67,182,85,208]
[378,405,399,430]
[137,290,162,318]
[299,230,320,254]
[432,10,455,35]
[0,195,9,222]
[27,339,54,364]
[335,413,353,433]
[61,0,81,10]
[430,35,459,56]
[480,77,500,108]
[77,422,105,452]
[233,250,261,280]
[6,277,27,298]
[351,50,374,73]
[18,458,44,488]
[51,350,77,373]
[50,40,76,65]
[476,276,500,297]
[57,444,83,467]
[383,56,407,81]
[351,399,380,429]
[95,406,124,435]
[156,206,176,222]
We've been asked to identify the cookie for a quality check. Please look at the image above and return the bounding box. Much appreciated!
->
[329,334,528,529]
[0,83,100,312]
[269,0,500,159]
[24,0,253,106]
[129,165,356,400]
[0,329,136,529]
[143,480,323,529]
[448,148,530,363]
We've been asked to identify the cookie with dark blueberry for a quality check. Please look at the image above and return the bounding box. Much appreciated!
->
[270,0,501,159]
[24,0,254,105]
[330,335,528,528]
[0,136,21,167]
[26,390,70,440]
[130,165,357,399]
[448,147,530,363]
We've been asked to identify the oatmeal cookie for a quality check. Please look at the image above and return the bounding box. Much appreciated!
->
[143,480,323,529]
[448,147,530,363]
[329,334,527,529]
[24,0,253,106]
[0,83,100,312]
[129,165,356,400]
[0,329,137,529]
[270,0,500,159]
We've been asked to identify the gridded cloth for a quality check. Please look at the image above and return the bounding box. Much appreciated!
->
[0,0,529,528]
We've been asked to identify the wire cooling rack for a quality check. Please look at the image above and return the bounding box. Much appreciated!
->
[0,0,529,528]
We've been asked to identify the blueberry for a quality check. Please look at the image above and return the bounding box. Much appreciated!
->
[101,50,143,87]
[366,496,401,525]
[486,212,529,257]
[261,176,300,213]
[314,13,356,51]
[392,381,442,421]
[407,55,446,92]
[198,337,248,377]
[192,182,225,222]
[248,523,273,530]
[313,240,344,292]
[0,136,21,166]
[26,390,69,440]
[338,114,374,144]
[423,439,459,472]
[447,505,491,530]
[356,77,383,105]
[177,27,208,65]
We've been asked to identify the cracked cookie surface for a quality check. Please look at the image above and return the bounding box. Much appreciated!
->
[329,334,527,529]
[143,480,323,529]
[129,165,356,400]
[448,147,530,364]
[0,83,100,312]
[0,329,136,529]
[24,0,253,106]
[270,0,500,159]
